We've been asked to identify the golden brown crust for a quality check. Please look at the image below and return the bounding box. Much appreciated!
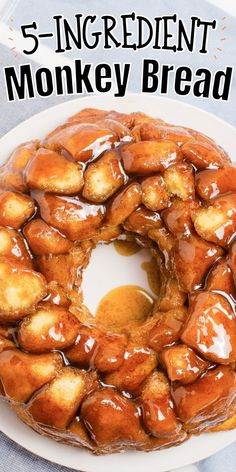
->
[82,148,126,203]
[141,175,170,211]
[171,366,236,431]
[18,304,81,353]
[181,291,236,364]
[0,190,35,229]
[43,122,117,162]
[33,191,105,241]
[25,148,84,194]
[0,258,47,322]
[24,219,73,255]
[121,140,182,175]
[196,165,236,201]
[105,182,142,225]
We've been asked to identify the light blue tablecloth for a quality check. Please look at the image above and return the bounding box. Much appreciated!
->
[0,1,235,471]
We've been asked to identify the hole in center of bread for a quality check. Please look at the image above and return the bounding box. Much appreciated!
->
[82,240,157,330]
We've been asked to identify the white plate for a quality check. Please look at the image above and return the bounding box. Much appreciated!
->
[0,94,235,472]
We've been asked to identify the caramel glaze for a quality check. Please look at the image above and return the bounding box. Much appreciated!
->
[141,257,160,296]
[0,108,236,454]
[114,239,141,256]
[95,285,154,330]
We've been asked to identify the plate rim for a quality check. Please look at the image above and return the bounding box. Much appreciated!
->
[0,92,235,153]
[0,93,235,472]
[1,400,236,472]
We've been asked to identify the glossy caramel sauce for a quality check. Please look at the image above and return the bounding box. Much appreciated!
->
[113,239,141,256]
[141,257,160,296]
[95,285,154,330]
